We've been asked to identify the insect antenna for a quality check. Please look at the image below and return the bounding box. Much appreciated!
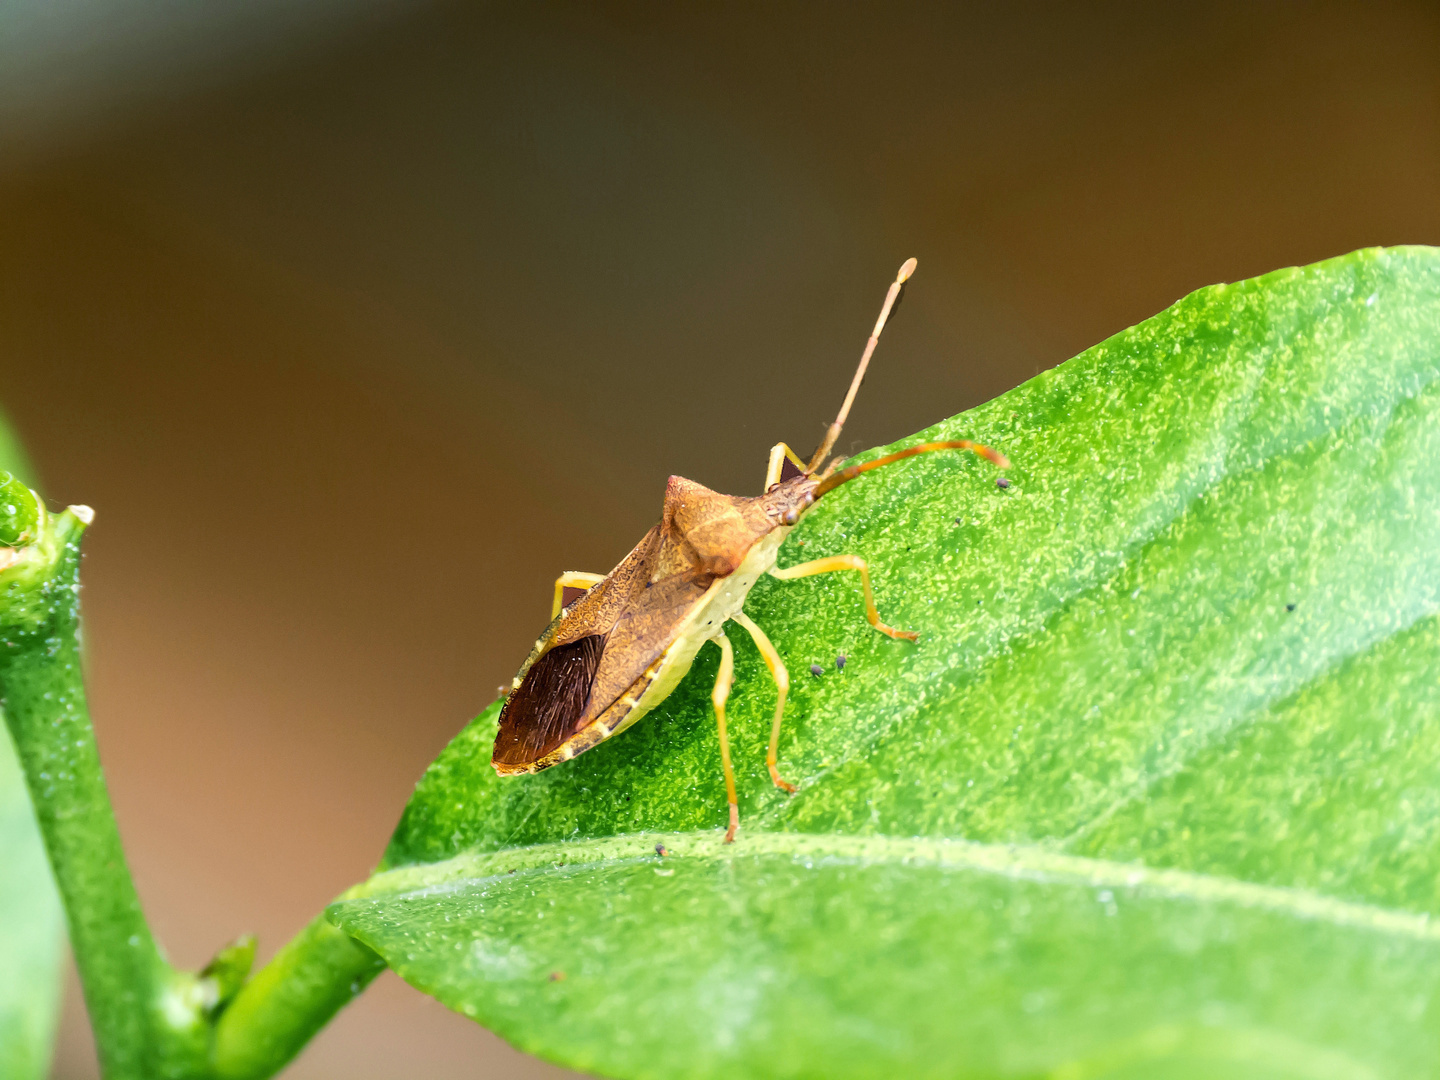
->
[813,440,1009,498]
[805,257,917,474]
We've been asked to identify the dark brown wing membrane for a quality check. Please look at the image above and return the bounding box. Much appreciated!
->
[491,477,783,773]
[493,634,606,768]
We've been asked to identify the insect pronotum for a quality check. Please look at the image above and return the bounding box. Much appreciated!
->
[491,259,1008,841]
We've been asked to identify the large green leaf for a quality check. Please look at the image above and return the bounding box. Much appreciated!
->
[334,246,1440,1078]
[0,420,64,1080]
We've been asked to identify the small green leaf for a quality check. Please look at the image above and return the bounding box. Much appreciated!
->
[0,426,62,1080]
[343,247,1440,1077]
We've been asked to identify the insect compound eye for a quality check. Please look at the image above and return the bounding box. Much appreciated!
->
[783,508,799,525]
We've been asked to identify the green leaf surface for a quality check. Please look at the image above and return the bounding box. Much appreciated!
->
[337,247,1440,1078]
[0,426,63,1080]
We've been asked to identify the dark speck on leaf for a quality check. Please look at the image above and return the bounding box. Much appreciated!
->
[810,664,824,677]
[549,971,566,982]
[997,477,1011,489]
[1286,603,1297,611]
[836,654,847,670]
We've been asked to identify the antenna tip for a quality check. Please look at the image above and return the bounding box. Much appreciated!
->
[897,257,918,283]
[979,446,1011,470]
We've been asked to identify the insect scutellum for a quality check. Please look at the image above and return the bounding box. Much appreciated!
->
[491,258,1008,842]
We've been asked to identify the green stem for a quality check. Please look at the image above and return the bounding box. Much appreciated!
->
[0,506,387,1077]
[0,508,195,1077]
[210,913,384,1079]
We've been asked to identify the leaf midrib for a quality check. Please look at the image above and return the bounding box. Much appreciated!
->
[361,830,1440,943]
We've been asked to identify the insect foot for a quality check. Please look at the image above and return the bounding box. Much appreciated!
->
[768,763,797,795]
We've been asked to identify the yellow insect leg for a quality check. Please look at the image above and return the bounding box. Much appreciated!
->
[551,571,606,619]
[731,610,794,794]
[770,555,918,642]
[764,442,810,490]
[711,632,741,844]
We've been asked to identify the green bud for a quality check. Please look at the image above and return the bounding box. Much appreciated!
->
[200,934,258,1015]
[0,472,41,547]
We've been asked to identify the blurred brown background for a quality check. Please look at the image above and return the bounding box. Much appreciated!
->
[1,1,1436,1076]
